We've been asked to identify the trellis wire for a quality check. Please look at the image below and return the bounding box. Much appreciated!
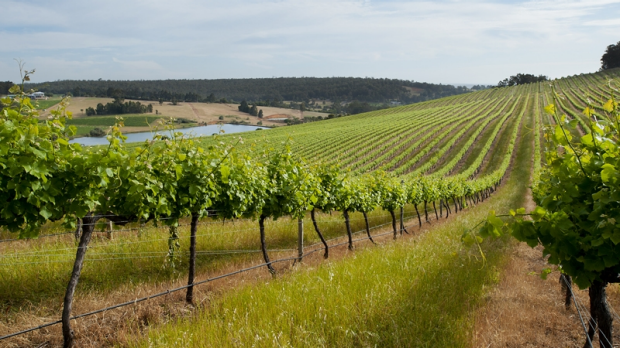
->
[561,275,594,348]
[0,211,408,244]
[0,217,421,341]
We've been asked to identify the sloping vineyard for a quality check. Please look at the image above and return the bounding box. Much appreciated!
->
[1,68,619,347]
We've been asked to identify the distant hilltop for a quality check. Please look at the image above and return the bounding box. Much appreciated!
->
[25,77,476,105]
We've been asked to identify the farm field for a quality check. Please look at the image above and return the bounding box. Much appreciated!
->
[32,97,62,110]
[2,68,620,347]
[44,98,329,136]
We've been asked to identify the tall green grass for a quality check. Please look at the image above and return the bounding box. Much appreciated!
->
[125,101,534,347]
[0,208,405,310]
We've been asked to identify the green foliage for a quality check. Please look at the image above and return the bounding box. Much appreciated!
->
[468,85,620,289]
[260,145,319,220]
[88,127,106,137]
[92,99,153,115]
[601,41,620,70]
[27,77,471,105]
[238,100,250,113]
[497,73,548,87]
[0,81,14,95]
[0,70,121,237]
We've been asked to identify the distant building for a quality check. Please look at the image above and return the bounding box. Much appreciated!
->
[390,101,401,106]
[28,92,46,99]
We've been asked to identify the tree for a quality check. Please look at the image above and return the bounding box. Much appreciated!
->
[96,103,105,115]
[346,100,376,115]
[258,109,263,119]
[0,81,14,95]
[85,107,96,116]
[497,73,548,87]
[601,41,620,70]
[238,100,250,113]
[249,104,258,116]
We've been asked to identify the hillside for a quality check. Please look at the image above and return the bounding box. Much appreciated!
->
[204,68,619,176]
[25,77,471,105]
[2,68,620,348]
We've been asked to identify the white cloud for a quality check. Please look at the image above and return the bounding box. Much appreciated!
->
[112,58,163,71]
[1,0,619,84]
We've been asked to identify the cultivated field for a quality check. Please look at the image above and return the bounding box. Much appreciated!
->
[2,68,620,347]
[44,97,329,130]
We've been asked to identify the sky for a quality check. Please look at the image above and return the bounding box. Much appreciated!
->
[1,0,619,85]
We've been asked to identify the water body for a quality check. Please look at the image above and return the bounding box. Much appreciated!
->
[69,124,269,146]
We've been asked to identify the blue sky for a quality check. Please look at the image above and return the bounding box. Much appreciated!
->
[1,0,619,85]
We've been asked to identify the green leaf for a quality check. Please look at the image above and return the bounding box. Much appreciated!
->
[531,206,546,221]
[554,126,569,145]
[544,104,556,115]
[601,164,616,183]
[220,165,230,183]
[175,165,183,180]
[581,133,593,147]
[603,99,616,112]
[540,268,552,280]
[40,207,53,220]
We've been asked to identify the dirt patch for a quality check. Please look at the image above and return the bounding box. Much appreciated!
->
[472,243,587,347]
[471,240,620,347]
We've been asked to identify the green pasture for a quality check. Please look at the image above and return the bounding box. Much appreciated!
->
[67,115,162,127]
[33,97,62,110]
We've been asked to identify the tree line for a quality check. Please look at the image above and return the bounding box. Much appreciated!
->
[25,77,471,105]
[497,73,549,87]
[0,81,14,95]
[85,98,153,116]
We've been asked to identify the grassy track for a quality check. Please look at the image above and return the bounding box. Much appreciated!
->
[126,93,534,348]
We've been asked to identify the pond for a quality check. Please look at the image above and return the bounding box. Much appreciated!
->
[69,124,269,146]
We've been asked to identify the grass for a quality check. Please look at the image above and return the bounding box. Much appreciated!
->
[123,99,533,348]
[67,115,161,127]
[72,125,97,136]
[0,208,406,310]
[33,97,62,110]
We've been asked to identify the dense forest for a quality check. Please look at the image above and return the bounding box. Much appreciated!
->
[0,81,14,95]
[25,77,471,104]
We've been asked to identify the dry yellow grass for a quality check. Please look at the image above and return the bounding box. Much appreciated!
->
[43,98,329,129]
[472,178,620,347]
